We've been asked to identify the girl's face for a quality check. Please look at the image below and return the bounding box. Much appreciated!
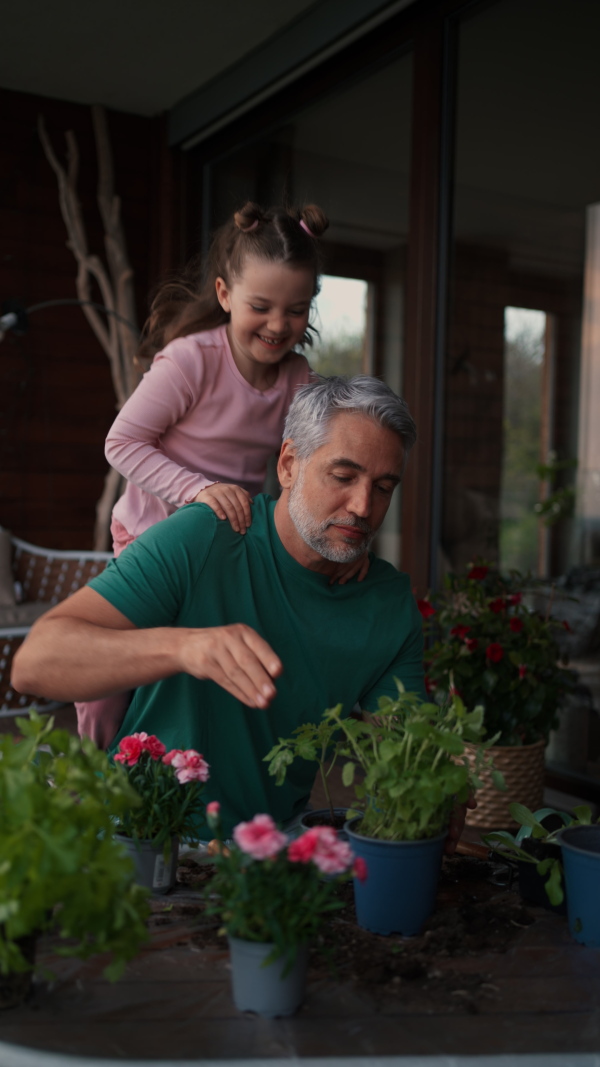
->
[216,257,315,385]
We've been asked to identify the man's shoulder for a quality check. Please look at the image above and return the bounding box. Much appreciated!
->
[368,554,412,593]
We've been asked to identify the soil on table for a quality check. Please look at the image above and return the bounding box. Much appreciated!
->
[151,853,536,1014]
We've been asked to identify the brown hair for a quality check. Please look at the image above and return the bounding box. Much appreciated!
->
[137,202,329,365]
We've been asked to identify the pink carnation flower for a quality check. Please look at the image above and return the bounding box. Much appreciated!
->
[206,801,220,818]
[233,814,287,859]
[167,749,210,784]
[114,734,143,766]
[288,826,354,875]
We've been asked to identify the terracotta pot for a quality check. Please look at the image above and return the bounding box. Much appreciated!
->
[463,738,546,829]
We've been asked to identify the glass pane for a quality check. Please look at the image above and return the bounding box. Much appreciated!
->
[312,275,370,377]
[443,0,600,785]
[198,51,412,565]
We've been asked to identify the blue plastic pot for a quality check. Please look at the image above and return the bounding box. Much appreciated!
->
[344,816,446,936]
[558,825,600,947]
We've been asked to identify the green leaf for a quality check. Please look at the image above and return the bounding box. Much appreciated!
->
[342,762,355,787]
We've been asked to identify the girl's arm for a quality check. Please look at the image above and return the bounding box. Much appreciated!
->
[105,343,215,508]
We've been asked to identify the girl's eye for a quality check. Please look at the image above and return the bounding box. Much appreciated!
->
[251,305,268,313]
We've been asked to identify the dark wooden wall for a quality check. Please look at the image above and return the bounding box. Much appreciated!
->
[0,88,181,549]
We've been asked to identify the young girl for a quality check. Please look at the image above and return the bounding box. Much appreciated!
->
[77,201,366,747]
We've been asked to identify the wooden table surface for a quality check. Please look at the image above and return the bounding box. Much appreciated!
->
[2,858,600,1062]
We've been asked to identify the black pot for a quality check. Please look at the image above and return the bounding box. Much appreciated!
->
[517,838,567,915]
[0,933,37,1010]
[300,808,349,841]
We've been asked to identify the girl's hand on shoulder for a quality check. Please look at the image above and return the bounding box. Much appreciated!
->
[194,483,253,534]
[329,553,371,586]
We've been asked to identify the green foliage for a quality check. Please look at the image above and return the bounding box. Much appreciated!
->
[483,803,594,907]
[0,714,149,978]
[323,683,500,842]
[264,718,342,821]
[423,563,577,746]
[112,752,205,850]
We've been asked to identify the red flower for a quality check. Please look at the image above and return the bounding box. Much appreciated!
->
[353,857,368,883]
[449,684,463,698]
[450,625,470,639]
[424,675,435,695]
[509,618,524,633]
[467,566,488,580]
[417,599,436,619]
[489,598,506,614]
[465,638,479,653]
[562,620,572,633]
[486,642,504,663]
[114,735,143,766]
[518,664,527,679]
[508,593,522,606]
[139,733,167,760]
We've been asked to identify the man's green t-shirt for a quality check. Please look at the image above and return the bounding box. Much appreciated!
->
[90,495,425,836]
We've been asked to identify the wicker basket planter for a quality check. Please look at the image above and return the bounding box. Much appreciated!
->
[463,738,546,830]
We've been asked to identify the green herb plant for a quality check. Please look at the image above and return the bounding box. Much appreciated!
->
[0,713,150,979]
[483,802,594,906]
[325,682,504,841]
[264,717,343,823]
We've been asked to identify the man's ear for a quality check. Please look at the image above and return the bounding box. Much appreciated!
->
[277,439,298,488]
[215,277,231,313]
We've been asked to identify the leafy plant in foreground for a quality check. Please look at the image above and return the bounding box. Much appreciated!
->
[0,713,149,979]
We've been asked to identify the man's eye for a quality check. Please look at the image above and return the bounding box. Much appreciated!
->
[376,484,394,496]
[333,475,353,483]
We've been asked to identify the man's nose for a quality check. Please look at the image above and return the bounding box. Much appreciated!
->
[347,482,372,518]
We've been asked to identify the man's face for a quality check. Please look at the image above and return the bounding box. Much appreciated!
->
[279,411,405,570]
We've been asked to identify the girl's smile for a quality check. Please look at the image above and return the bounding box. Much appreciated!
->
[215,257,315,390]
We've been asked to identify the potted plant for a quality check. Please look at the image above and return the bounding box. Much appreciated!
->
[325,683,500,936]
[264,718,348,835]
[483,802,594,912]
[203,803,362,1017]
[112,732,209,893]
[420,562,576,826]
[557,823,600,947]
[0,714,149,1008]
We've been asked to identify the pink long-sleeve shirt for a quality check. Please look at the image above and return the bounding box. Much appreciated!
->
[106,325,311,539]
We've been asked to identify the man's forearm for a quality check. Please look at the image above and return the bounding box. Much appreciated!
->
[12,611,284,709]
[12,617,185,701]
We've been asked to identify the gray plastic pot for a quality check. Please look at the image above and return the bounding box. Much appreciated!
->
[116,834,179,894]
[228,937,309,1017]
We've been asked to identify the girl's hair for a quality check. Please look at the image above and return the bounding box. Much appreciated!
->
[138,202,329,364]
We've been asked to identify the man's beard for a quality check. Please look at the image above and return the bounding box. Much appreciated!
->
[288,468,374,563]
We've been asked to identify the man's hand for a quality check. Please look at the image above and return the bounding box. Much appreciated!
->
[195,484,253,534]
[445,793,477,856]
[179,623,283,708]
[328,553,370,585]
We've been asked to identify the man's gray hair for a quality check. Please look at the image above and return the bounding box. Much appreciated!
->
[283,374,417,464]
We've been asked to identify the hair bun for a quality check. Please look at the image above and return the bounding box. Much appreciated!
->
[299,204,329,239]
[234,202,264,232]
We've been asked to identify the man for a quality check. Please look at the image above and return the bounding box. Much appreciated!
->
[14,375,458,839]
